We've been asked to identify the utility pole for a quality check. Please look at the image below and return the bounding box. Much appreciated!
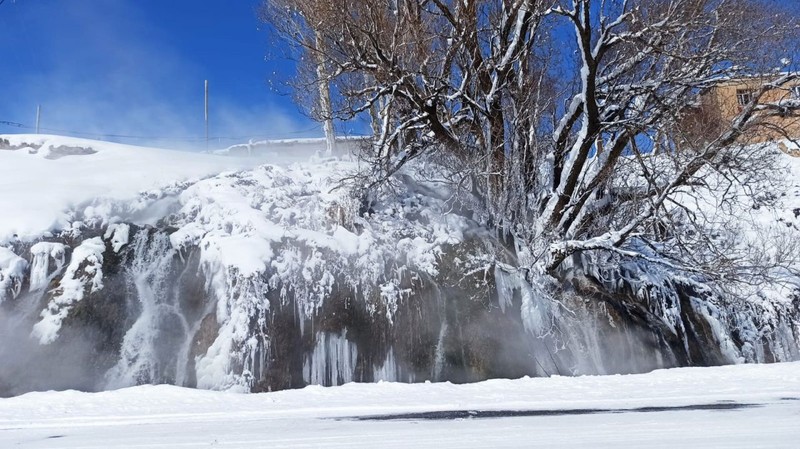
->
[204,80,209,151]
[35,105,41,134]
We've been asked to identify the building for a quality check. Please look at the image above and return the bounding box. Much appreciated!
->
[680,74,800,155]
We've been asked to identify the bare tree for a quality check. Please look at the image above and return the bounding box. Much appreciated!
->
[262,0,800,287]
[262,0,341,156]
[536,0,800,275]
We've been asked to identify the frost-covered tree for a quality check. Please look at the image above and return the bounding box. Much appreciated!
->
[263,0,800,288]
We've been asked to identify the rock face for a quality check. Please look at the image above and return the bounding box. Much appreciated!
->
[1,160,799,397]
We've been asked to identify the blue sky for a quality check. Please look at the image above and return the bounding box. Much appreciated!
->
[0,0,320,148]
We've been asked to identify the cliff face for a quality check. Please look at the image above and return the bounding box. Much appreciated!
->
[1,154,798,397]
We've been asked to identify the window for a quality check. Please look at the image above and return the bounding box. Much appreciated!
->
[736,89,754,107]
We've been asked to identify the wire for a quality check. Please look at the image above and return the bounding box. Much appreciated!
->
[0,119,324,143]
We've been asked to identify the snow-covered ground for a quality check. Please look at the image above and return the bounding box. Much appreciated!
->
[1,362,798,448]
[0,134,265,243]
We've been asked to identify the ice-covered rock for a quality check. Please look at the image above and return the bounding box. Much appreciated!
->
[0,135,798,396]
[0,247,28,303]
[32,237,105,344]
[28,242,67,292]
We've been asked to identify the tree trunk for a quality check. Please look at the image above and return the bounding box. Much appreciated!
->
[315,30,336,157]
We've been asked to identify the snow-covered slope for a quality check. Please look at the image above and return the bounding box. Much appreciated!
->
[0,134,489,394]
[0,134,262,243]
[0,134,798,397]
[1,362,798,448]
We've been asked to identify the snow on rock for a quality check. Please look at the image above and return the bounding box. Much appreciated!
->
[0,135,798,395]
[0,247,28,303]
[28,242,67,292]
[31,237,106,344]
[168,161,472,390]
[547,142,800,366]
[103,223,130,253]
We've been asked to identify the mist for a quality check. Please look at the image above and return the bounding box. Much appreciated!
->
[0,293,113,397]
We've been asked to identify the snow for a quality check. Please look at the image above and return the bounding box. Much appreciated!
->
[0,246,28,303]
[1,133,796,394]
[0,134,259,243]
[0,362,798,448]
[31,237,106,344]
[157,159,471,390]
[666,142,800,306]
[28,242,67,292]
[103,223,130,253]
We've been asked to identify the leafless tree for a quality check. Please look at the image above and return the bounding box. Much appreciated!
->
[262,0,800,288]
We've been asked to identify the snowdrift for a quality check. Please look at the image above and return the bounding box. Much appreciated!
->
[1,362,798,448]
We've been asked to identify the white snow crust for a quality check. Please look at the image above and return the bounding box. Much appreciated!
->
[0,134,258,243]
[0,361,797,448]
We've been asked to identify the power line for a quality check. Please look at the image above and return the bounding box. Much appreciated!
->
[0,119,324,143]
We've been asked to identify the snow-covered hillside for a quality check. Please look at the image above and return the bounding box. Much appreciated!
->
[1,362,798,448]
[0,134,263,243]
[0,134,798,397]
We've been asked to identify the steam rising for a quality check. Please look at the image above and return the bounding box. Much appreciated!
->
[0,299,114,397]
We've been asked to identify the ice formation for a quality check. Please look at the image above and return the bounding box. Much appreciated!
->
[0,247,28,304]
[31,237,106,344]
[0,135,798,395]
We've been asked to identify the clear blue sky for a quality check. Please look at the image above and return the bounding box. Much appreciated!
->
[0,0,321,148]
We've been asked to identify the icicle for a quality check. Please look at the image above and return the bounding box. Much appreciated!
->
[303,331,358,386]
[0,247,28,303]
[28,242,66,292]
[432,323,448,381]
[373,348,398,382]
[494,265,514,314]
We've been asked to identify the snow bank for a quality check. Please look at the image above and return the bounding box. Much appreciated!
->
[0,134,260,243]
[0,362,798,448]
